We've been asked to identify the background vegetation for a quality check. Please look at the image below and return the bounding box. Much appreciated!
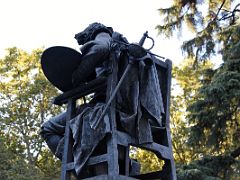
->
[0,0,239,179]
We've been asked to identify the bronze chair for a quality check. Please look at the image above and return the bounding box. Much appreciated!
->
[53,47,176,180]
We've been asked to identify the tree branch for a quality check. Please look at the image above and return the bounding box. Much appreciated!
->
[218,3,240,24]
[214,0,226,21]
[230,147,240,158]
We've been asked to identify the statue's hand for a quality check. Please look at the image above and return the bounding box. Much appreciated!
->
[128,43,147,58]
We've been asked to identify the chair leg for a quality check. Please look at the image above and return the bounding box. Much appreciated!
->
[61,99,75,180]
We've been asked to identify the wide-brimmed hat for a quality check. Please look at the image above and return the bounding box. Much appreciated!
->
[41,46,83,92]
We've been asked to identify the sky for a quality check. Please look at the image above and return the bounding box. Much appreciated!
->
[0,0,187,65]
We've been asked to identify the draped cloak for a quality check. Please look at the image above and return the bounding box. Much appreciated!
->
[68,52,165,176]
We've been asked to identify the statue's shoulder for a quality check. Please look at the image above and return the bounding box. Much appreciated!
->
[112,31,128,44]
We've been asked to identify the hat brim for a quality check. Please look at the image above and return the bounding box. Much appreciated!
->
[41,46,82,92]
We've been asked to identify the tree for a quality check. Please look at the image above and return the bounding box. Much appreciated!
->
[156,0,240,179]
[0,47,62,179]
[171,58,213,164]
[186,41,240,179]
[156,0,240,63]
[0,132,46,180]
[130,146,164,174]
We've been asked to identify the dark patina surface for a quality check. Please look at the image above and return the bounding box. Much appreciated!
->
[40,22,176,180]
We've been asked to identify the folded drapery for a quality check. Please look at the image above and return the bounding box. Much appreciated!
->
[69,53,165,176]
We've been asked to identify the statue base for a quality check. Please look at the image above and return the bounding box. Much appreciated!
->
[84,175,138,180]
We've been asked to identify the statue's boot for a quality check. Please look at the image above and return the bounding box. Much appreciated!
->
[40,112,66,159]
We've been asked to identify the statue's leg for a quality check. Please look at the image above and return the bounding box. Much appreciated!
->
[40,112,66,159]
[40,103,95,160]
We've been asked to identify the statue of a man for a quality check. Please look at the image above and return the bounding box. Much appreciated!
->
[40,22,164,177]
[72,22,113,86]
[40,22,118,159]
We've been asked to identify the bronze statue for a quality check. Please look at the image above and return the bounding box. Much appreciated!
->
[40,22,170,178]
[41,22,132,174]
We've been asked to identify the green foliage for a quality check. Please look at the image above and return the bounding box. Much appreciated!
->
[157,0,240,62]
[187,41,240,153]
[171,55,240,178]
[0,134,46,180]
[156,1,240,179]
[177,154,238,180]
[170,41,240,180]
[130,146,164,174]
[171,58,214,164]
[36,149,61,180]
[0,47,62,179]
